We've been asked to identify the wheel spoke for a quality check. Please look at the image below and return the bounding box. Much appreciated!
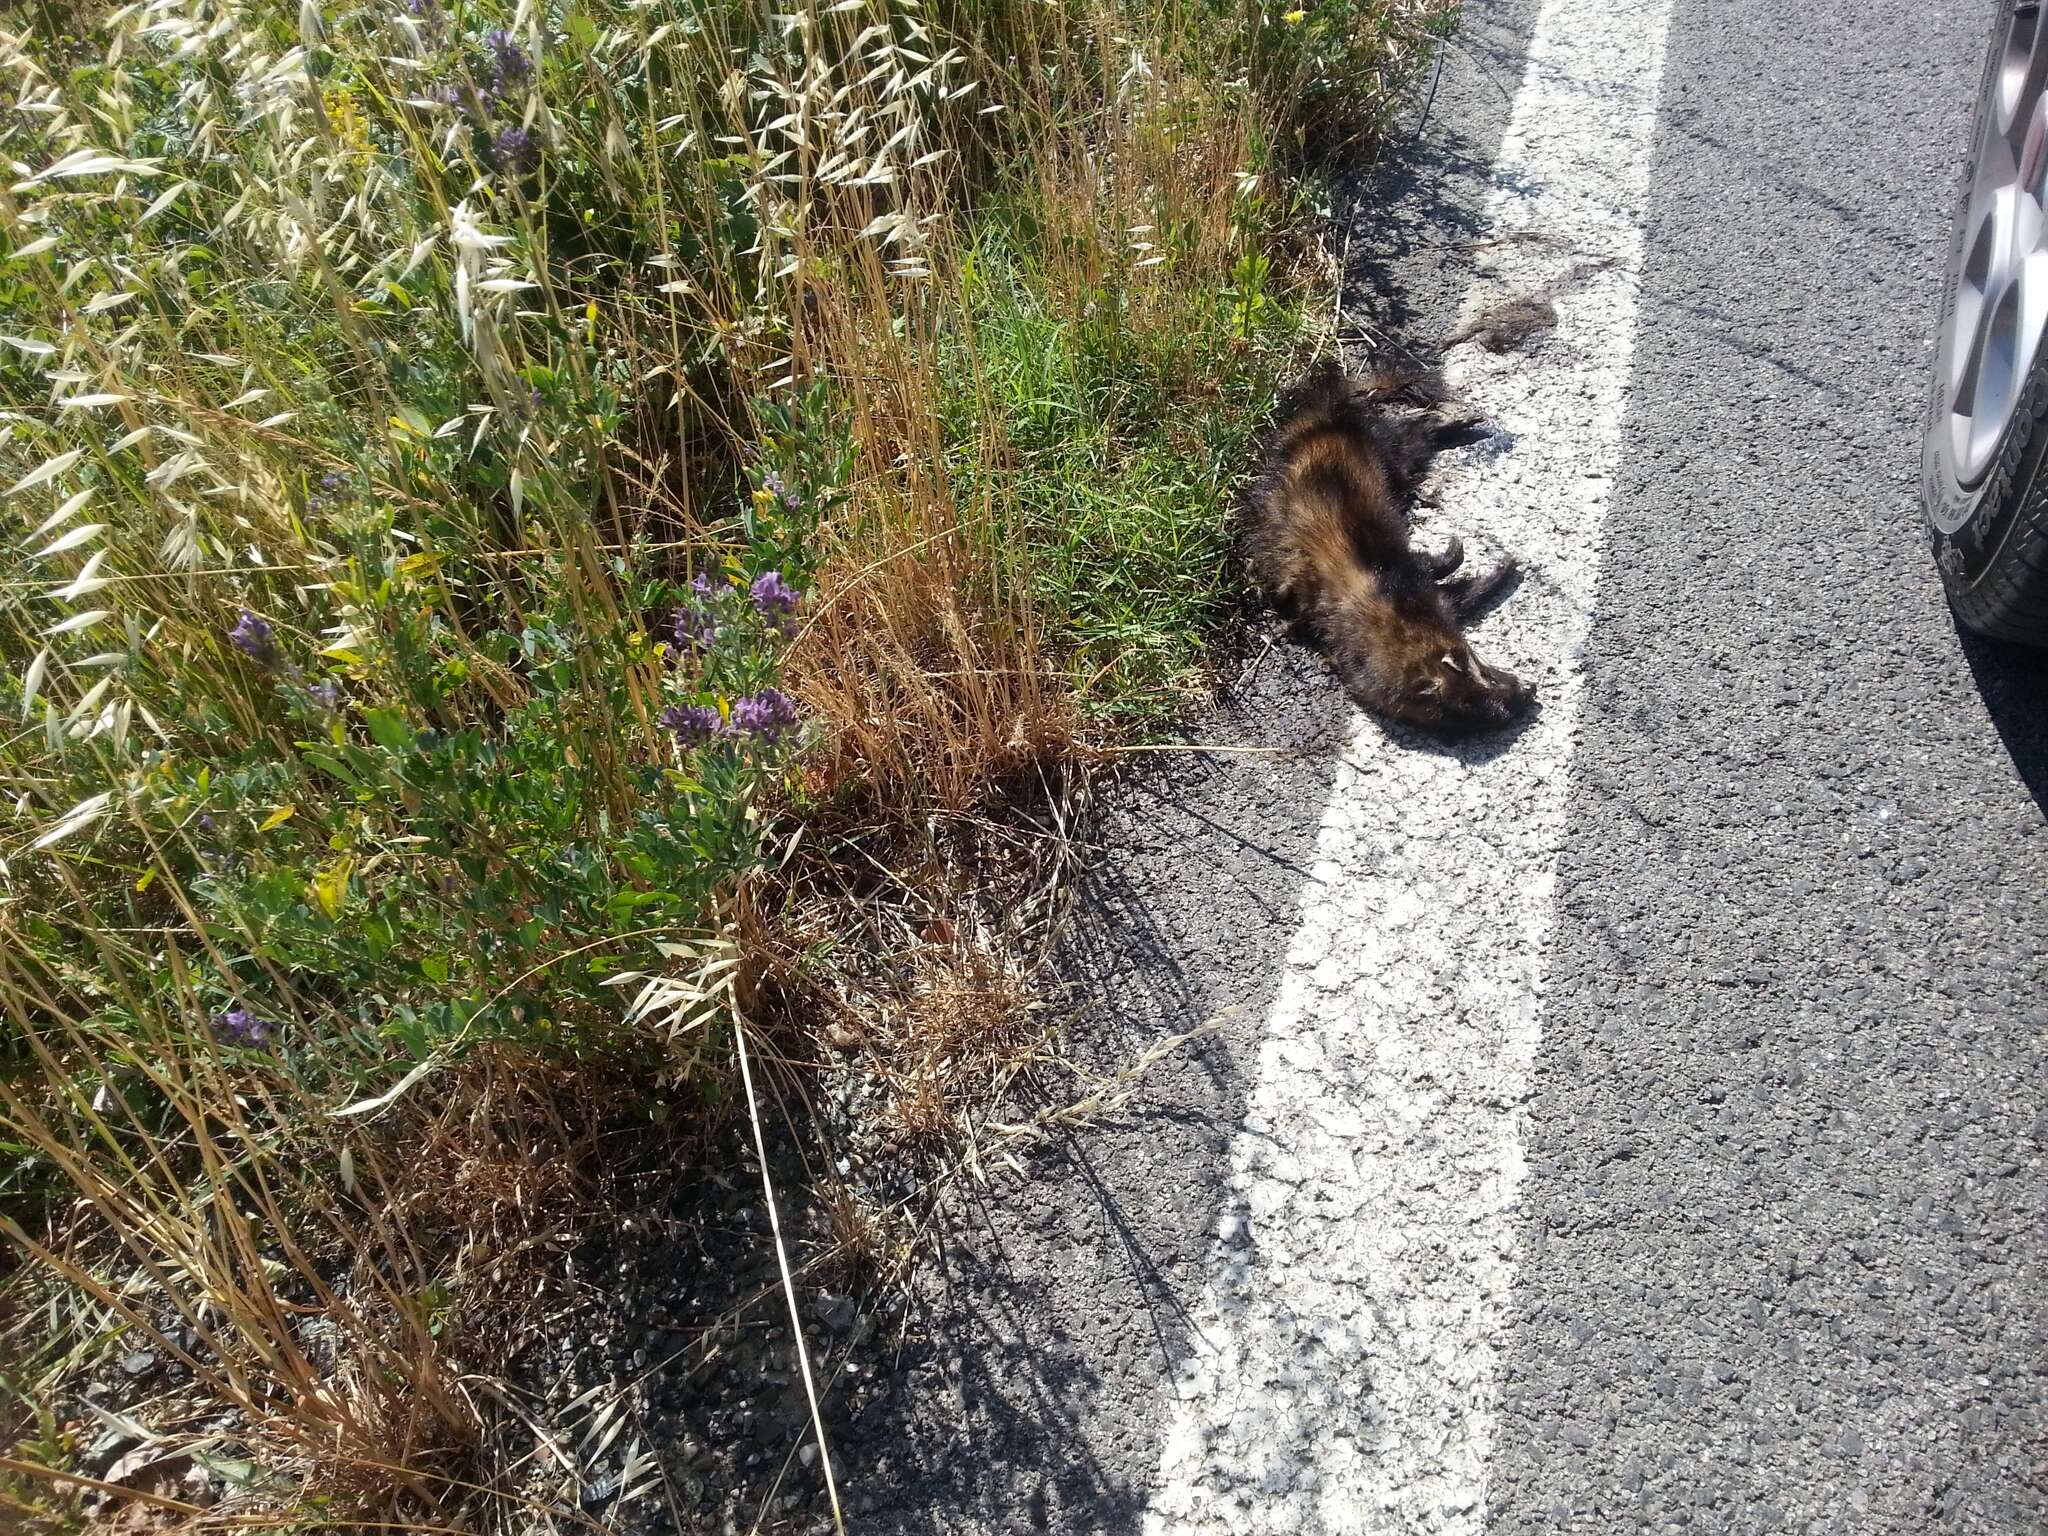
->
[1950,190,2010,398]
[1941,7,2048,493]
[1958,270,2024,480]
[1974,110,2021,221]
[2007,174,2043,302]
[2018,241,2048,387]
[1998,5,2048,142]
[2026,3,2048,123]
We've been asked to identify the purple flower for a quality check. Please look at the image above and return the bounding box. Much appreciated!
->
[669,572,727,657]
[730,687,799,743]
[482,27,532,94]
[659,703,725,745]
[749,570,800,629]
[672,604,718,656]
[308,679,342,711]
[228,610,279,667]
[488,126,534,171]
[483,28,527,69]
[197,813,219,836]
[760,469,803,512]
[211,1007,275,1048]
[309,470,352,515]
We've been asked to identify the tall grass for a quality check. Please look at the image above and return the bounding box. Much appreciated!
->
[1,0,1452,1521]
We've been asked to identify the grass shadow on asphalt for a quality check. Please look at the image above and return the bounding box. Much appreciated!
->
[822,645,1353,1529]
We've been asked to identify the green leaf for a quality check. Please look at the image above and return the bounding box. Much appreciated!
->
[364,707,412,753]
[299,746,360,785]
[604,889,668,923]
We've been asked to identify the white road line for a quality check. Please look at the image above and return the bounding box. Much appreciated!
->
[1143,2,1673,1532]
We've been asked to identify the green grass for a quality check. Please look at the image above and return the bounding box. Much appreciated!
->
[950,221,1302,722]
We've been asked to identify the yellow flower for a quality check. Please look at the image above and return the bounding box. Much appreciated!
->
[325,88,373,164]
[1282,8,1307,22]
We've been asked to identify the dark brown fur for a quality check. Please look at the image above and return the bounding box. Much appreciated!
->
[1244,359,1534,733]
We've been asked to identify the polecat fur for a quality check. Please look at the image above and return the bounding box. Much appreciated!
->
[1243,359,1534,733]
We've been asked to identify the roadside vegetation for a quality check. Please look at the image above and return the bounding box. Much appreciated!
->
[0,0,1451,1525]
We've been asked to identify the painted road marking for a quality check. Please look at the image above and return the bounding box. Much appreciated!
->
[1143,1,1674,1531]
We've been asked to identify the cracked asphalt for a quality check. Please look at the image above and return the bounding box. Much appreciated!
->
[830,1,2048,1530]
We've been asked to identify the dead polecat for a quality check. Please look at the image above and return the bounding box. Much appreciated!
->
[1243,359,1534,733]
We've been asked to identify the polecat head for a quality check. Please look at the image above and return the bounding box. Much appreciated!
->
[1387,642,1536,734]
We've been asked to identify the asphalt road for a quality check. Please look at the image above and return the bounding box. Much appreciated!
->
[834,0,2048,1529]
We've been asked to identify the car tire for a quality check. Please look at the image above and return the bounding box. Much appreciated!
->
[1923,0,2048,645]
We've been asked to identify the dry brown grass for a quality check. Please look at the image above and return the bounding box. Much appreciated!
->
[729,2,1285,815]
[0,1023,478,1515]
[0,929,680,1525]
[786,383,1076,820]
[877,941,1042,1148]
